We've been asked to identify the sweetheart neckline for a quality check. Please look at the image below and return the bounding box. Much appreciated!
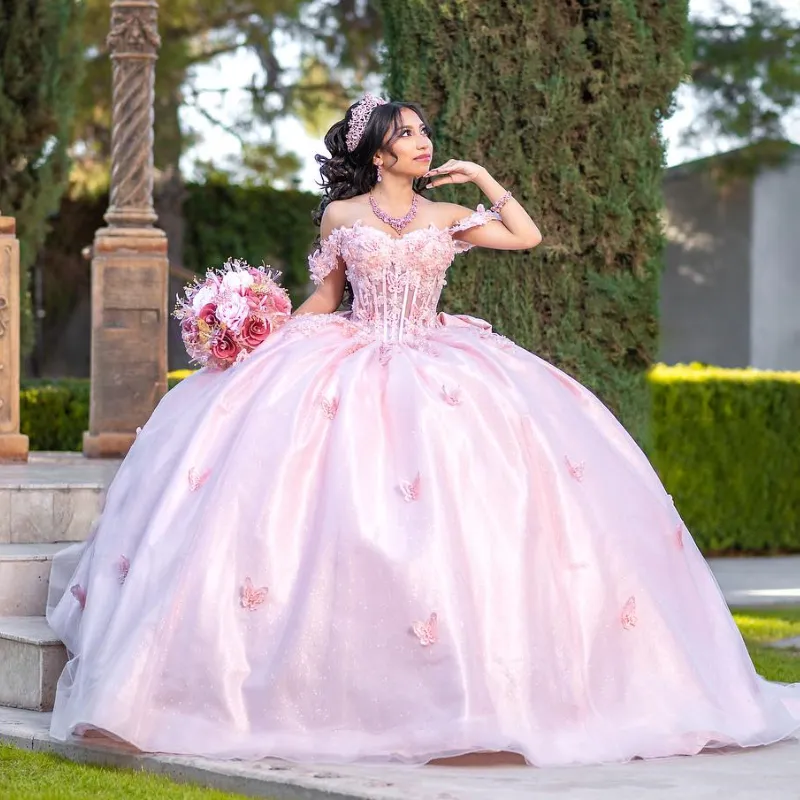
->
[328,220,454,242]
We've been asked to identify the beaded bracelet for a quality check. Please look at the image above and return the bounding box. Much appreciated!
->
[490,190,512,214]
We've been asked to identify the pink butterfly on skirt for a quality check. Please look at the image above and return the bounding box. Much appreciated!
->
[320,396,339,420]
[70,584,87,610]
[240,577,269,611]
[565,456,585,482]
[188,467,211,492]
[441,385,461,406]
[674,523,685,549]
[621,596,637,630]
[400,473,421,502]
[412,612,438,646]
[117,555,130,585]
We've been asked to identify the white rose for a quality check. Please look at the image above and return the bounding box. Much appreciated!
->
[222,270,254,293]
[215,293,250,332]
[191,284,217,313]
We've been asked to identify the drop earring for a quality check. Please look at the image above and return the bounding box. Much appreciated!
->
[376,164,383,182]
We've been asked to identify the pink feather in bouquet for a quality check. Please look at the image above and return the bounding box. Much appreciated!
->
[173,259,292,370]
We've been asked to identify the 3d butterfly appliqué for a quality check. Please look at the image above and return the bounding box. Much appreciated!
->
[400,473,421,502]
[188,467,211,492]
[412,612,438,646]
[240,577,269,611]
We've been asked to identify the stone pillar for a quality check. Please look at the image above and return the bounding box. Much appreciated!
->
[83,0,168,458]
[0,217,29,461]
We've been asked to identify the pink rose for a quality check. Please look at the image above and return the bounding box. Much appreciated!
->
[242,316,271,347]
[268,288,292,316]
[211,331,237,361]
[197,303,217,326]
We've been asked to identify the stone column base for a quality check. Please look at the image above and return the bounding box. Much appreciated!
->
[82,431,135,459]
[0,433,29,462]
[83,226,168,460]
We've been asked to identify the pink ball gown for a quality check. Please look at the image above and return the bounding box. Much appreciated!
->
[47,207,800,765]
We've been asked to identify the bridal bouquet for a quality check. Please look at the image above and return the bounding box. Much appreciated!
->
[173,259,292,370]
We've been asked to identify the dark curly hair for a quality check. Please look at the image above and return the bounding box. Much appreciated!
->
[312,98,433,228]
[310,98,433,304]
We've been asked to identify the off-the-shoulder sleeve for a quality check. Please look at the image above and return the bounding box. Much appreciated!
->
[308,228,342,285]
[447,204,502,253]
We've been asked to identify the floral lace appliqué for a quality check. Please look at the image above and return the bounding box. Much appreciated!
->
[412,612,439,646]
[400,473,421,502]
[308,228,342,286]
[117,555,130,585]
[70,584,87,610]
[303,209,499,345]
[240,577,269,611]
[621,596,637,630]
[188,467,211,492]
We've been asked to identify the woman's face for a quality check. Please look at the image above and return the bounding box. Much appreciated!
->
[377,107,432,179]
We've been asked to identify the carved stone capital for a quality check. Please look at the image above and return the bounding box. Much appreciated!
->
[107,1,161,56]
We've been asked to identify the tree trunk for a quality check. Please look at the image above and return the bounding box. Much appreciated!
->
[379,0,689,443]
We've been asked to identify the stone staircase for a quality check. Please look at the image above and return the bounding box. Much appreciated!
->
[0,453,119,712]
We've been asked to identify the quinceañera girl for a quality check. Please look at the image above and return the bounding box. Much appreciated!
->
[47,94,800,765]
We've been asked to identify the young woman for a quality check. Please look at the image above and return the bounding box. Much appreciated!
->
[47,94,800,766]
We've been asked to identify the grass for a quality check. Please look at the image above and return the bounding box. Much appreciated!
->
[0,607,798,797]
[0,745,259,800]
[732,605,800,683]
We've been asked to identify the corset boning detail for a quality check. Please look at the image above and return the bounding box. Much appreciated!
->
[348,262,444,343]
[338,224,455,344]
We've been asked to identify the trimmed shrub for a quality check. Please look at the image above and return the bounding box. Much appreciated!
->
[379,0,690,444]
[649,363,800,553]
[20,379,89,451]
[21,371,190,451]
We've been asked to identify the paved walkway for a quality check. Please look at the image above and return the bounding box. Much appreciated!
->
[1,707,799,800]
[707,555,800,607]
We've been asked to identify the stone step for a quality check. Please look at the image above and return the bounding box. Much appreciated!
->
[0,543,72,616]
[0,616,67,712]
[0,452,119,544]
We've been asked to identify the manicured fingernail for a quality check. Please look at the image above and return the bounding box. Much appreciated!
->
[425,183,432,189]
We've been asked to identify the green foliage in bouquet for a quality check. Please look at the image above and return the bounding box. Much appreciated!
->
[380,0,690,444]
[649,364,800,554]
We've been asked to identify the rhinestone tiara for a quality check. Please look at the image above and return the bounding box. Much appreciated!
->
[345,93,387,152]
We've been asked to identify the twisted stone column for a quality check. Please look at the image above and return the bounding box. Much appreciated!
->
[0,216,29,461]
[84,0,168,458]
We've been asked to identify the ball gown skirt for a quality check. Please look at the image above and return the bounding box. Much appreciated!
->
[46,209,800,765]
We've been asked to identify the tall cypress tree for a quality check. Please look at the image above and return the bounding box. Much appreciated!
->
[0,1,84,355]
[380,1,689,442]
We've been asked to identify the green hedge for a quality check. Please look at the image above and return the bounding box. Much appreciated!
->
[380,0,690,445]
[649,363,800,554]
[20,364,800,555]
[20,373,188,451]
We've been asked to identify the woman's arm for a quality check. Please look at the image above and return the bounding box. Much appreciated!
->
[426,161,542,251]
[294,204,348,316]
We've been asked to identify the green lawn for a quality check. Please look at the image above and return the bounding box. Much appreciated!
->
[732,606,800,683]
[1,607,798,798]
[0,745,257,799]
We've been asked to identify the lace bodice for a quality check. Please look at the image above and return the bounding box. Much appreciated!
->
[307,206,500,344]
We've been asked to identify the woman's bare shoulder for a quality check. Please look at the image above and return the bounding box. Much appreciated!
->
[424,200,476,227]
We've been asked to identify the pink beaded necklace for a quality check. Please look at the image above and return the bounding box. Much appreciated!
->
[368,191,419,234]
